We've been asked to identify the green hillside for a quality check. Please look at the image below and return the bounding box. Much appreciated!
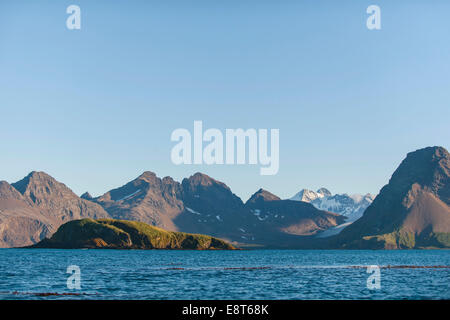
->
[29,218,236,250]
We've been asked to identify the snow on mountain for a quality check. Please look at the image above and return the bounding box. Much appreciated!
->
[186,207,201,215]
[289,188,375,222]
[290,188,326,202]
[316,188,332,197]
[116,189,141,202]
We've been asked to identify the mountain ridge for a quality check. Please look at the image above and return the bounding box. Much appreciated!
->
[0,171,344,248]
[333,146,450,249]
[0,173,109,248]
[2,146,448,249]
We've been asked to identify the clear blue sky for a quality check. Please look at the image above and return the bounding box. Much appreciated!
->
[1,0,449,201]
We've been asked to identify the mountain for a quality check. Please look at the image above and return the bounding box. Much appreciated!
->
[290,188,375,221]
[12,171,109,222]
[334,146,450,249]
[246,188,281,205]
[92,171,184,231]
[0,172,110,248]
[0,181,54,247]
[290,188,328,202]
[169,174,346,247]
[317,188,332,197]
[174,172,253,243]
[30,218,235,250]
[243,189,346,246]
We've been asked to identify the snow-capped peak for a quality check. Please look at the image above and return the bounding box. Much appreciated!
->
[290,189,325,202]
[290,188,376,221]
[316,188,332,197]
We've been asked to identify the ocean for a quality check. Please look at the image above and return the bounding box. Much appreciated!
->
[0,249,449,300]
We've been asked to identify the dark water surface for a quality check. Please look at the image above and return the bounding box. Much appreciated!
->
[0,249,449,300]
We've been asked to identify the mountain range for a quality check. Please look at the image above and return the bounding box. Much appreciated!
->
[1,146,449,249]
[0,172,344,248]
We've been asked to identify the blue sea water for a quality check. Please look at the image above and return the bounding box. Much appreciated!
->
[0,249,449,300]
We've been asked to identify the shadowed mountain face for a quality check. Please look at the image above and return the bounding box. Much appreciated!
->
[174,173,251,242]
[246,188,281,205]
[182,173,244,212]
[244,189,346,245]
[0,172,109,247]
[334,146,450,249]
[80,192,93,200]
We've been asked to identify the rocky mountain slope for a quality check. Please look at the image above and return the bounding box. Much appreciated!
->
[0,180,54,247]
[333,146,450,249]
[0,172,109,247]
[92,171,184,231]
[12,172,109,222]
[30,218,235,250]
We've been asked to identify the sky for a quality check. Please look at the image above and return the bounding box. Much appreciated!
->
[0,0,449,201]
